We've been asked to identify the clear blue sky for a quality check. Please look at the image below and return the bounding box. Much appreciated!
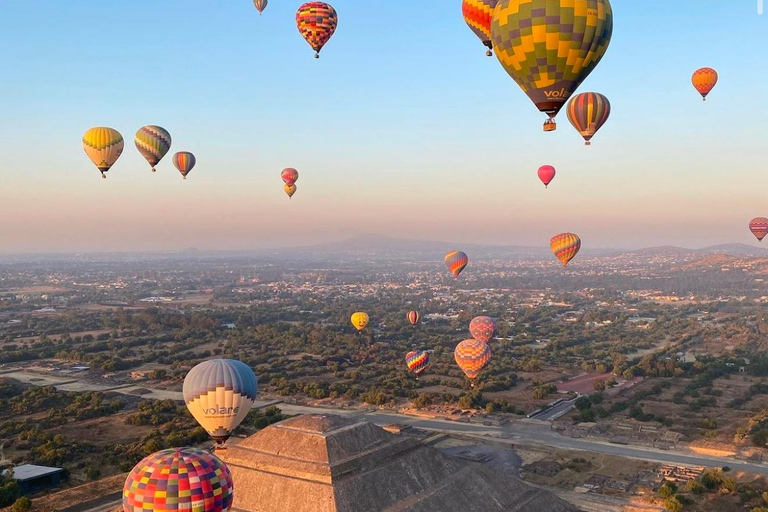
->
[0,1,766,252]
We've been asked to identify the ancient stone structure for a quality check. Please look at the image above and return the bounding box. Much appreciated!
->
[219,414,578,512]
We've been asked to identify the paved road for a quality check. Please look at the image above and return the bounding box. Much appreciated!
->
[277,404,768,476]
[8,369,766,477]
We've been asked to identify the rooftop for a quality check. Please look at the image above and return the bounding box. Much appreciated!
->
[10,464,63,481]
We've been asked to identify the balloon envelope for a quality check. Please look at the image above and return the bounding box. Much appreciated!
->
[405,350,430,377]
[284,184,297,198]
[550,233,581,267]
[445,251,469,278]
[83,127,124,178]
[566,92,611,145]
[296,2,338,57]
[173,152,196,179]
[750,218,768,242]
[254,0,268,13]
[183,359,258,444]
[469,316,496,344]
[351,312,369,331]
[407,311,420,326]
[135,125,172,172]
[281,168,299,186]
[454,339,491,382]
[538,165,556,188]
[692,67,718,100]
[123,448,234,512]
[491,0,613,129]
[462,0,498,55]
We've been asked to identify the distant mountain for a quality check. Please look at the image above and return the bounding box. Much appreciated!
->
[696,243,768,256]
[625,243,768,258]
[266,234,553,260]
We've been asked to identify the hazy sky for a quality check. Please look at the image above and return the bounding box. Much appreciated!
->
[0,1,766,253]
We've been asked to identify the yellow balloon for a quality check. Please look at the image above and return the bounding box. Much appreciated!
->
[284,183,297,198]
[351,312,369,331]
[83,127,124,179]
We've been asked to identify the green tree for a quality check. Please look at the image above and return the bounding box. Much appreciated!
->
[12,497,31,512]
[593,380,607,392]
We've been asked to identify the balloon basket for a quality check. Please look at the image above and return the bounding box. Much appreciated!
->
[543,121,556,132]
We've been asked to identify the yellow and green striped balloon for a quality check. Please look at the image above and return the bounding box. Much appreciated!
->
[82,127,124,179]
[491,0,613,131]
[135,125,172,172]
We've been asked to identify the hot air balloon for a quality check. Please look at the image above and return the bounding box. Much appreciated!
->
[566,92,611,145]
[123,448,234,512]
[550,233,581,267]
[183,359,258,445]
[83,127,124,179]
[454,339,491,387]
[407,311,420,326]
[134,125,172,173]
[462,0,498,56]
[173,151,196,180]
[405,350,430,380]
[469,316,497,344]
[538,165,556,188]
[254,0,268,14]
[281,168,299,186]
[284,184,297,198]
[750,218,768,242]
[351,311,369,331]
[491,0,613,131]
[445,251,469,279]
[296,2,338,58]
[692,67,718,101]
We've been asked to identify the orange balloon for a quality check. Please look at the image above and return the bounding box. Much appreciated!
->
[692,67,718,101]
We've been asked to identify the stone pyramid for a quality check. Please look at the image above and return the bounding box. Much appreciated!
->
[219,414,579,512]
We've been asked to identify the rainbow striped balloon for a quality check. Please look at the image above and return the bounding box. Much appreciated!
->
[750,217,768,242]
[692,67,718,101]
[406,310,420,326]
[173,152,196,180]
[566,92,611,146]
[444,251,469,279]
[296,2,338,58]
[550,233,581,267]
[469,316,496,344]
[454,339,491,384]
[253,0,268,14]
[135,125,172,172]
[123,448,234,512]
[462,0,498,56]
[405,350,430,379]
[82,127,124,179]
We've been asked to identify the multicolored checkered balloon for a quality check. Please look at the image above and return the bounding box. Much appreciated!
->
[123,448,234,512]
[454,338,491,386]
[469,316,497,344]
[296,2,338,58]
[491,0,613,131]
